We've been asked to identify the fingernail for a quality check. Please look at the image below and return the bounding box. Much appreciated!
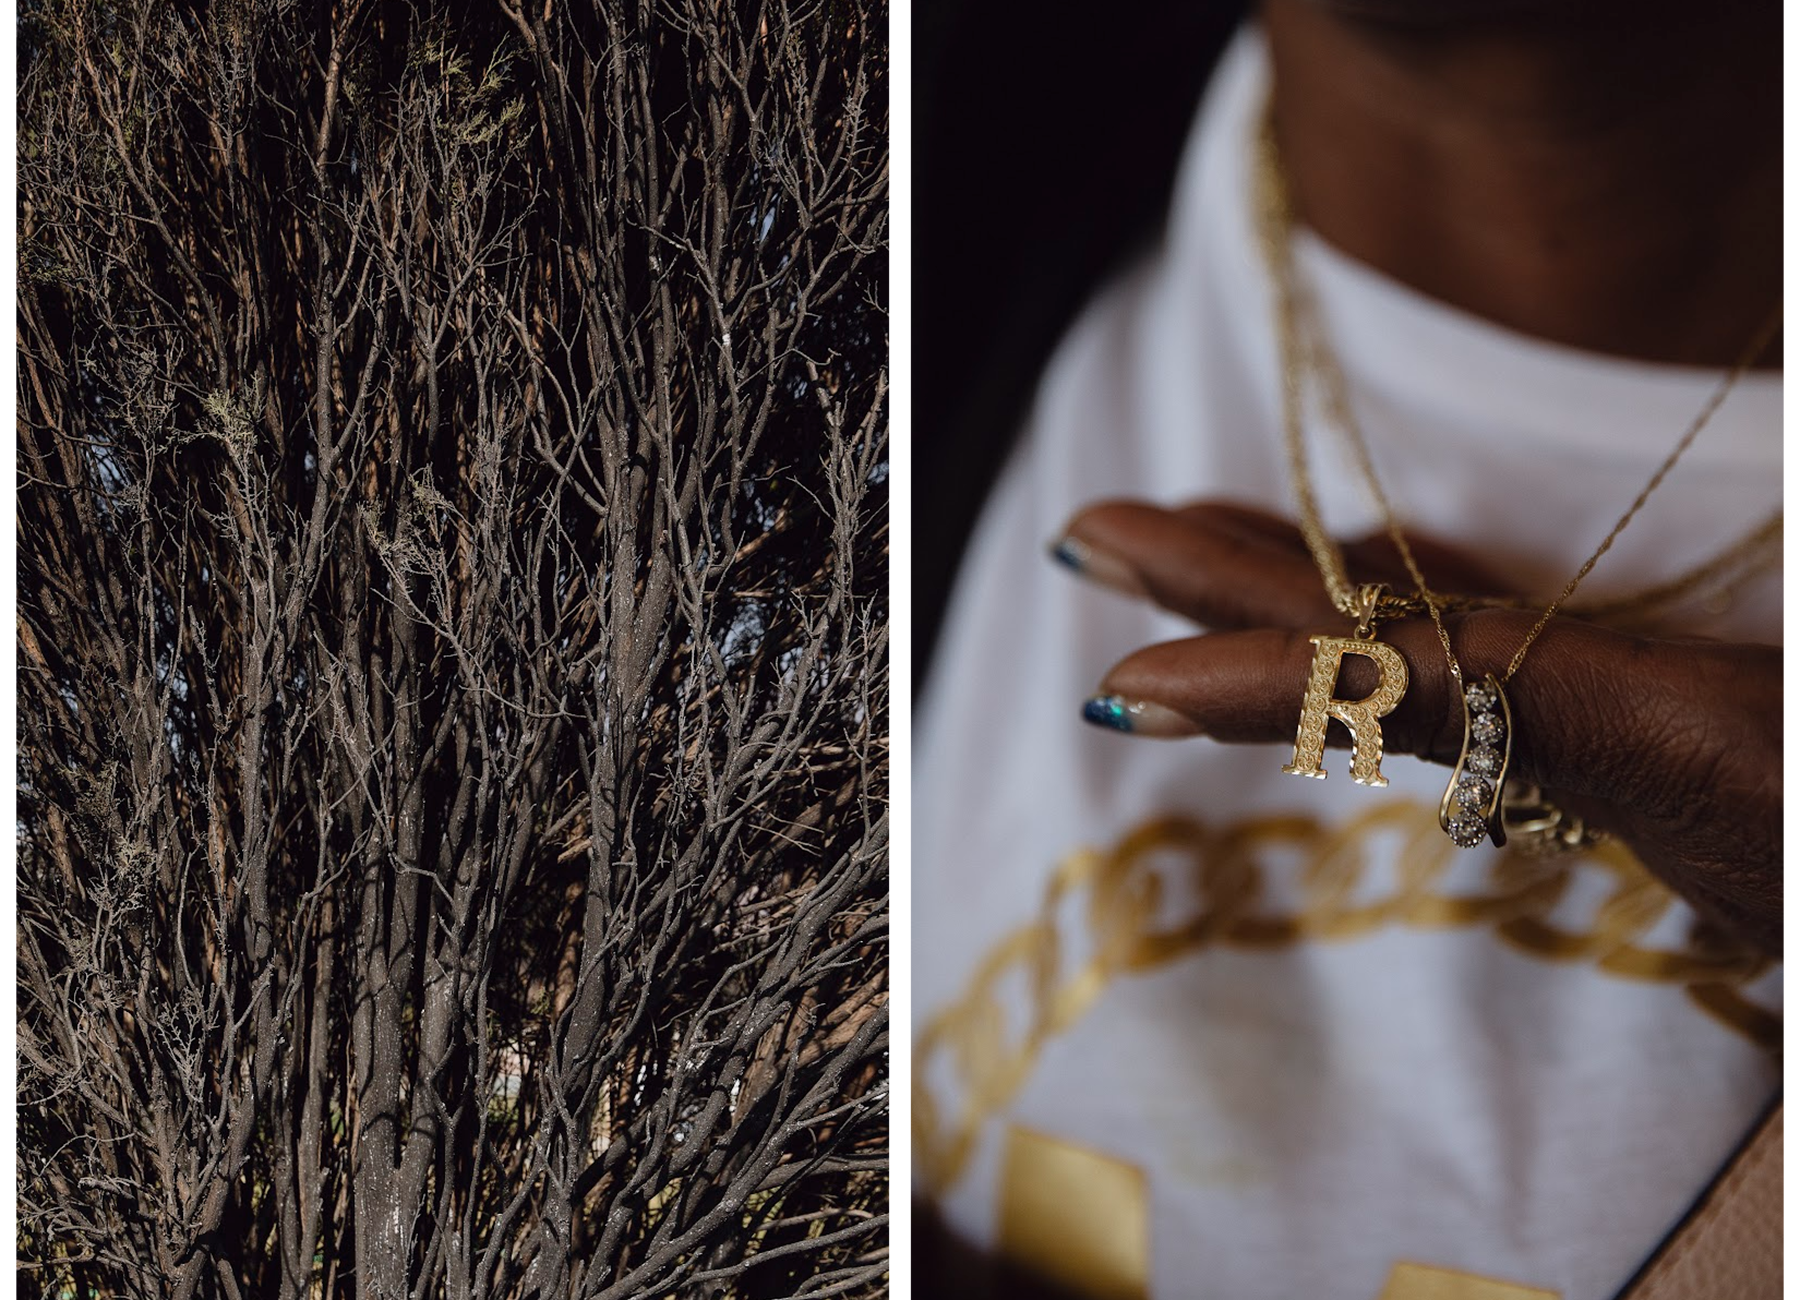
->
[1080,693,1201,738]
[1048,535,1148,599]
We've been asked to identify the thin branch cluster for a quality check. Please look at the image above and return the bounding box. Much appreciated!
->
[19,1,888,1295]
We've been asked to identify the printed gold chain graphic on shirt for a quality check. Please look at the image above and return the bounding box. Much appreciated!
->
[913,802,1777,1195]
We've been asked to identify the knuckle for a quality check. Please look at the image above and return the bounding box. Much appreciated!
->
[1603,642,1777,824]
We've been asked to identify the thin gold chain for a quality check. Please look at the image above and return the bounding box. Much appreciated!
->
[1258,150,1357,617]
[1567,511,1780,620]
[1490,310,1781,679]
[1303,239,1782,678]
[1548,507,1771,619]
[1254,114,1475,681]
[1254,106,1781,684]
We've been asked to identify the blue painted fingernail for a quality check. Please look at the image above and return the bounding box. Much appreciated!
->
[1083,693,1134,731]
[1050,536,1092,572]
[1048,534,1148,598]
[1081,693,1201,738]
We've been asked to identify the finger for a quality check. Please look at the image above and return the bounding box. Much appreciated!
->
[1171,503,1521,599]
[1087,621,1468,760]
[1081,608,1700,805]
[1340,529,1518,600]
[1055,500,1339,628]
[1174,502,1513,596]
[1056,499,1523,631]
[1167,500,1316,547]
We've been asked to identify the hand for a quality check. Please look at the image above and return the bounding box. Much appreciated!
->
[1058,500,1782,957]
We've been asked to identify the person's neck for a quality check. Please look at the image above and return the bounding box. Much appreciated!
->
[1264,0,1780,369]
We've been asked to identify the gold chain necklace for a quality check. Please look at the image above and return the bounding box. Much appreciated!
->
[1253,106,1782,850]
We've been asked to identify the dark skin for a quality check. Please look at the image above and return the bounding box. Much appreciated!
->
[1069,1,1782,955]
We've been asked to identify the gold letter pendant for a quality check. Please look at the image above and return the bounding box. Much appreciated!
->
[1282,635,1408,787]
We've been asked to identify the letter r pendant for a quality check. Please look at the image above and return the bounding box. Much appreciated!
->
[1282,631,1409,788]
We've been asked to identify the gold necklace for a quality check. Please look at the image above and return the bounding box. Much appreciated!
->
[1252,117,1417,790]
[1254,107,1782,849]
[1304,290,1783,630]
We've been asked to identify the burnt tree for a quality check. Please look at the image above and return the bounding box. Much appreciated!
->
[19,1,888,1296]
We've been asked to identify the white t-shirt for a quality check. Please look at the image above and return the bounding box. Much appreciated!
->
[914,29,1781,1300]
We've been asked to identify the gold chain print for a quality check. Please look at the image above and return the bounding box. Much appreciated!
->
[914,800,1778,1195]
